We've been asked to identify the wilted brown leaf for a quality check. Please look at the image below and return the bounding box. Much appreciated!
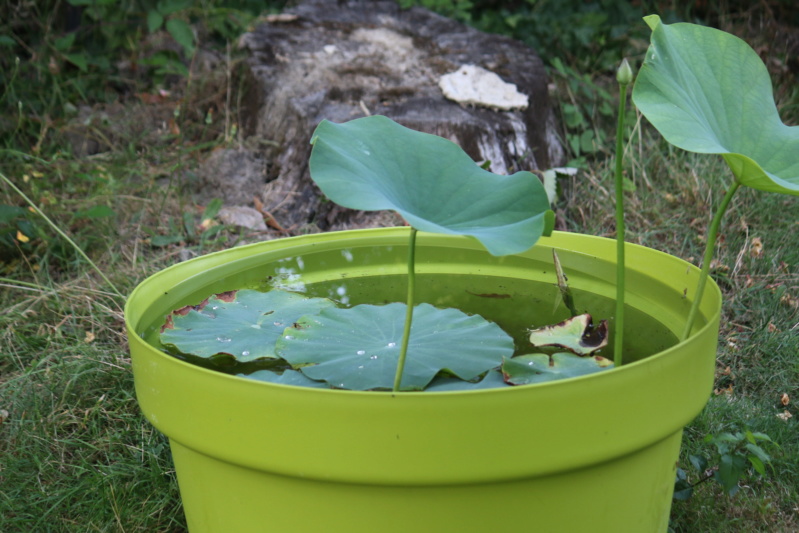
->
[781,293,798,309]
[750,236,764,258]
[714,384,733,396]
[781,393,790,406]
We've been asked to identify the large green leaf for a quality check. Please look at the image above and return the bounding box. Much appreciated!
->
[159,289,335,362]
[309,116,554,256]
[276,303,514,391]
[632,15,799,195]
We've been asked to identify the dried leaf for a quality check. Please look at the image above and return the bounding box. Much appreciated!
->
[780,293,798,309]
[776,410,793,421]
[781,393,790,406]
[714,384,734,396]
[84,331,96,343]
[750,237,764,258]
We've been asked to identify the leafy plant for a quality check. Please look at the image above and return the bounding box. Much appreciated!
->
[674,429,777,499]
[632,16,799,339]
[158,16,799,393]
[0,0,276,154]
[158,116,622,391]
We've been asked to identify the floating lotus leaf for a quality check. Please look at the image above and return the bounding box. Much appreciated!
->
[276,303,514,391]
[309,115,554,256]
[239,369,330,388]
[425,370,509,392]
[159,289,335,362]
[528,313,608,355]
[632,15,799,195]
[502,353,613,386]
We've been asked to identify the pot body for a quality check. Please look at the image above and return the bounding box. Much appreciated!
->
[126,229,721,533]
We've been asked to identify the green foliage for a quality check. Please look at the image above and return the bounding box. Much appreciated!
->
[502,352,612,385]
[633,16,799,196]
[309,116,554,256]
[278,302,513,391]
[0,0,285,154]
[161,289,336,362]
[158,286,619,391]
[549,57,617,165]
[632,15,799,339]
[674,429,777,499]
[404,0,650,71]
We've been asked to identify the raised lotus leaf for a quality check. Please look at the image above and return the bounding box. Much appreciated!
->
[528,313,608,355]
[632,15,799,196]
[275,302,514,391]
[309,115,554,256]
[502,352,614,386]
[159,289,336,362]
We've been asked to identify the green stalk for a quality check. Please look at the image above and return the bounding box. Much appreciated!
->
[0,171,126,301]
[393,227,418,392]
[681,181,740,340]
[613,59,632,367]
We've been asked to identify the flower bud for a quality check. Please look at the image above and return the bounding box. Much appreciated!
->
[616,58,633,85]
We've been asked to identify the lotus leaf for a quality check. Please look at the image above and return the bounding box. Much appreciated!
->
[632,15,799,195]
[528,313,608,355]
[160,289,335,362]
[502,353,614,386]
[425,370,509,391]
[276,303,514,391]
[239,369,330,388]
[309,115,554,256]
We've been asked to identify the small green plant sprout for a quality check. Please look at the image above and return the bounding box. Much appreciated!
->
[631,16,799,340]
[158,116,619,392]
[673,429,777,499]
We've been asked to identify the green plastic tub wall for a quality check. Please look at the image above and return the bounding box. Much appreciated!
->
[125,228,721,533]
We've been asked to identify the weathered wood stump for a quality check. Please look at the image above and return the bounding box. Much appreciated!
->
[227,0,563,232]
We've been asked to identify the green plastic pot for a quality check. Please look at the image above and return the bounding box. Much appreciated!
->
[125,228,721,532]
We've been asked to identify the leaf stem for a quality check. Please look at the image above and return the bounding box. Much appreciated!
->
[0,171,126,302]
[681,181,740,340]
[393,227,418,392]
[613,65,631,367]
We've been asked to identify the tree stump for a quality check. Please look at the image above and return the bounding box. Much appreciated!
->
[228,0,563,232]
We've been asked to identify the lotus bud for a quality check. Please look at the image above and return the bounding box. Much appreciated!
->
[616,58,633,86]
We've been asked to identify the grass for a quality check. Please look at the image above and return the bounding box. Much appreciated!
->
[1,1,798,531]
